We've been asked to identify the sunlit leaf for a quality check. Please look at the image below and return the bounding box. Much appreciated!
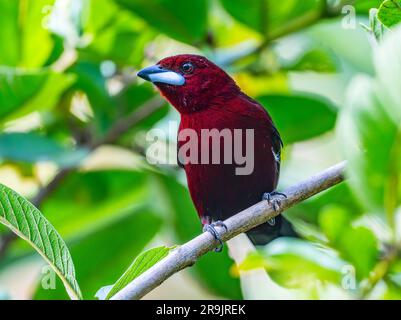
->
[97,245,173,300]
[0,68,75,123]
[378,0,401,28]
[34,207,162,299]
[0,0,56,67]
[282,48,338,73]
[220,0,321,36]
[114,0,208,44]
[338,30,401,217]
[338,227,379,280]
[318,206,379,280]
[240,238,346,288]
[40,170,150,239]
[0,183,82,299]
[339,27,401,216]
[318,205,353,244]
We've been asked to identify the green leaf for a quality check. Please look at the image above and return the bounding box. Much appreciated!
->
[318,205,353,244]
[220,0,322,36]
[378,0,401,28]
[0,0,57,67]
[286,183,361,225]
[0,132,88,167]
[8,170,153,259]
[258,94,337,144]
[318,205,379,279]
[240,238,346,288]
[282,48,338,73]
[97,246,173,300]
[0,183,82,300]
[34,207,162,299]
[114,0,208,44]
[337,226,379,280]
[0,68,75,123]
[338,25,401,219]
[39,170,151,240]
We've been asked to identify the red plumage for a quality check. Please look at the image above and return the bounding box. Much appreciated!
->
[142,54,295,244]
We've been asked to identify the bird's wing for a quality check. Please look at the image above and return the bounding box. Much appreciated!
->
[271,125,283,174]
[236,92,284,175]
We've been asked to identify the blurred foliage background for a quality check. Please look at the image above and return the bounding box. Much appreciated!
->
[0,0,401,300]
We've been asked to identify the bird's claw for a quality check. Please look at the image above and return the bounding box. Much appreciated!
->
[203,221,228,252]
[262,191,287,212]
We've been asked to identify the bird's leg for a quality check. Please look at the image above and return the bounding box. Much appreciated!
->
[262,191,287,223]
[202,220,228,253]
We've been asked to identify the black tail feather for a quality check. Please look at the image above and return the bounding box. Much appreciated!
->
[246,215,298,245]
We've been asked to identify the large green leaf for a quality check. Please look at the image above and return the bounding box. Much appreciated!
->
[220,0,322,36]
[30,169,164,299]
[154,173,242,299]
[5,170,154,262]
[97,245,173,300]
[39,170,151,239]
[318,206,379,280]
[114,0,208,44]
[258,94,337,144]
[0,0,57,67]
[281,48,338,73]
[338,76,399,213]
[34,207,162,299]
[0,132,88,167]
[240,238,346,289]
[286,183,362,226]
[0,68,75,123]
[0,183,82,299]
[338,24,401,216]
[337,227,379,280]
[378,0,401,28]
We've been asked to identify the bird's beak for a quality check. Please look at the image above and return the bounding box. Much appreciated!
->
[137,64,185,86]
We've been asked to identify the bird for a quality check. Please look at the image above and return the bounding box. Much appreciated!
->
[138,54,296,249]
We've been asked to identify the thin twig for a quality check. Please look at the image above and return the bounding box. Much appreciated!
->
[111,162,346,300]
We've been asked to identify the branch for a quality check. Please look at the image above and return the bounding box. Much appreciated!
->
[111,161,346,300]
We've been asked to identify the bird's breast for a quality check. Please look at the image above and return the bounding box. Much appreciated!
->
[178,108,278,221]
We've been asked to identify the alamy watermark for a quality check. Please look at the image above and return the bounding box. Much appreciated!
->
[41,265,57,291]
[145,121,258,176]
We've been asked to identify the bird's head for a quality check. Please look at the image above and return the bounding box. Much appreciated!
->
[137,54,239,114]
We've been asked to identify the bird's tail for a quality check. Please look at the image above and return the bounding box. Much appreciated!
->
[246,215,297,245]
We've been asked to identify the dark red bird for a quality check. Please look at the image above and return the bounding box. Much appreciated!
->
[138,54,295,247]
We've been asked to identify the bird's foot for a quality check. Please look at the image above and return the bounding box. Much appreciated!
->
[203,221,228,253]
[262,191,287,214]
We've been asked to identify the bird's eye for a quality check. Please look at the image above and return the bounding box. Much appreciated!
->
[181,62,194,74]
